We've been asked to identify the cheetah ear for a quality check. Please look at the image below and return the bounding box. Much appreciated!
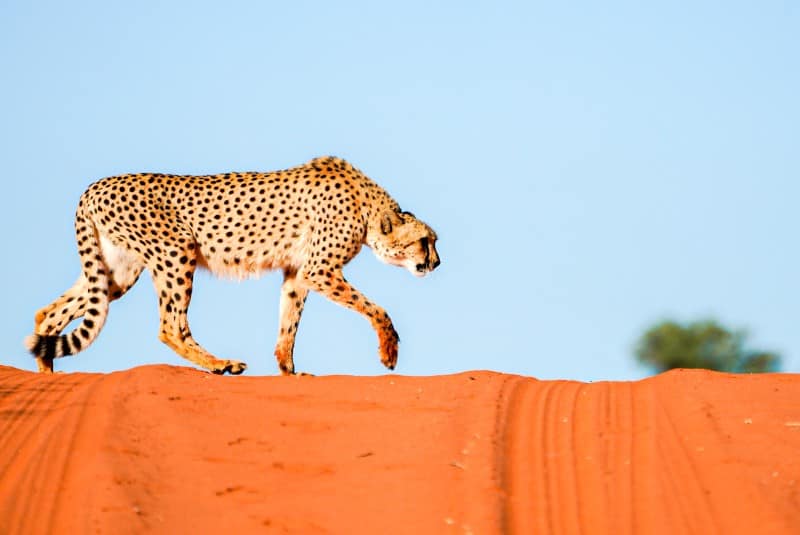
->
[380,213,394,235]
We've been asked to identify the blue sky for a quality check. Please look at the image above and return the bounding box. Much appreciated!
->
[1,1,797,380]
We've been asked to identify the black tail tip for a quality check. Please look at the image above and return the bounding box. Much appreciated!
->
[24,334,65,360]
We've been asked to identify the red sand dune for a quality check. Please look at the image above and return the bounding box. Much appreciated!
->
[0,365,798,534]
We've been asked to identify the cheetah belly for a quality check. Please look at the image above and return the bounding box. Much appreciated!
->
[198,228,312,280]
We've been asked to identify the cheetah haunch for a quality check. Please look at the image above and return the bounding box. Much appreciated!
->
[25,156,440,375]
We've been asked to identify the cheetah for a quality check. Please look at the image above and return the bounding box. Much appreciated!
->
[25,156,440,375]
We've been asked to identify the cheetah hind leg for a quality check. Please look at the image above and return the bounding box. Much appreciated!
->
[30,263,145,373]
[158,328,248,375]
[155,302,247,375]
[31,277,91,373]
[150,259,246,375]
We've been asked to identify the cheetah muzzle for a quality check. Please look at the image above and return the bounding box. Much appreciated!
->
[24,156,440,375]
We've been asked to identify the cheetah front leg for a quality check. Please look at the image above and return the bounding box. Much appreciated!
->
[273,270,310,375]
[299,268,399,370]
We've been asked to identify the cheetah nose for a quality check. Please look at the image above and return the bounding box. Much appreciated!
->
[432,258,441,269]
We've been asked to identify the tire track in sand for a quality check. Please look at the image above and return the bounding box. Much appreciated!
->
[0,366,117,535]
[0,368,91,534]
[501,379,590,534]
[3,365,800,534]
[500,376,720,534]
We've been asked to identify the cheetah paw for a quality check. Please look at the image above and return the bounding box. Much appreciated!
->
[380,347,398,371]
[379,330,399,370]
[211,360,247,375]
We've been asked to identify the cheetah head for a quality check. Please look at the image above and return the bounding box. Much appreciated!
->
[369,211,440,277]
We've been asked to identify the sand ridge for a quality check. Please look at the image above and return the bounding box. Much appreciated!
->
[0,365,798,534]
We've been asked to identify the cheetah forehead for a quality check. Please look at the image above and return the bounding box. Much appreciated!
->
[400,212,436,234]
[394,219,437,243]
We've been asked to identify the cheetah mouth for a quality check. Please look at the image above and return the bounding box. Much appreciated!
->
[414,259,440,275]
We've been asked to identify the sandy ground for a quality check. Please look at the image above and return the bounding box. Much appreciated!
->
[0,365,798,534]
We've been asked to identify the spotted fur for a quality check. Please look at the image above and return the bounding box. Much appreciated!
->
[25,156,440,375]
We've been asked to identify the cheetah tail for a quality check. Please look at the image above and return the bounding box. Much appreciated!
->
[25,203,110,360]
